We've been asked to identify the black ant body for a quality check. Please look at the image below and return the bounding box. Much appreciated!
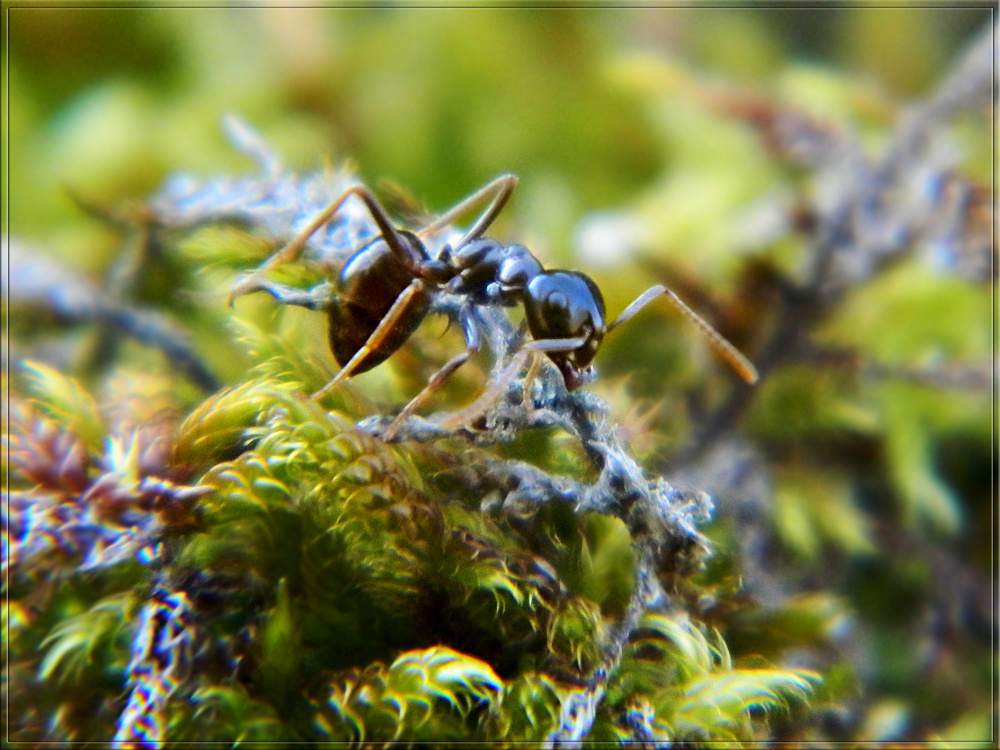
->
[228,175,758,433]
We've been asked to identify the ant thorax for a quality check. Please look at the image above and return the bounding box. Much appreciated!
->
[443,238,542,306]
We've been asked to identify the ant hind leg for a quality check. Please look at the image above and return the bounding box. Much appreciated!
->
[228,278,334,311]
[311,278,433,402]
[229,183,420,307]
[383,305,482,440]
[417,174,519,246]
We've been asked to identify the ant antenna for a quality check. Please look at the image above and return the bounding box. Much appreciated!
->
[417,174,519,246]
[608,284,759,384]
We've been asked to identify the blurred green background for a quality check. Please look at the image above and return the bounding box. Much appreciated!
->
[5,4,994,744]
[6,5,988,234]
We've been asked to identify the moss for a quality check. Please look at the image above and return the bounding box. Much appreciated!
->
[7,9,992,745]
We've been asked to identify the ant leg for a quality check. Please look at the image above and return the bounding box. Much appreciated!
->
[383,305,482,439]
[229,188,359,305]
[438,335,588,430]
[311,279,432,401]
[608,284,759,384]
[521,351,544,414]
[417,174,518,246]
[229,184,423,306]
[231,278,334,311]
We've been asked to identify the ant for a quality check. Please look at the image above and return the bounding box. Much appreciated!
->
[227,174,758,436]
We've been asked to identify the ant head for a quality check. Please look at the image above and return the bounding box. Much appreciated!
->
[524,271,606,391]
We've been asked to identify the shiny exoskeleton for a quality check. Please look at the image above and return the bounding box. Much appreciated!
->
[228,174,758,431]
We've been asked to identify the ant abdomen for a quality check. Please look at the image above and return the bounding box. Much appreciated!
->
[329,233,433,372]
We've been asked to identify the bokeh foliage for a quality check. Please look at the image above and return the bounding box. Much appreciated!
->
[5,5,994,746]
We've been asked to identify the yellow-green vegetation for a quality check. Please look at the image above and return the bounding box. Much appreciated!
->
[7,351,818,744]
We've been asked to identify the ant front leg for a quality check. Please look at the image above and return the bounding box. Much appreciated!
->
[228,183,424,307]
[521,351,544,414]
[437,334,589,431]
[417,174,519,247]
[608,284,759,384]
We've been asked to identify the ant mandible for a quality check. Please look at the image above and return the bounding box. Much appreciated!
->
[227,174,758,434]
